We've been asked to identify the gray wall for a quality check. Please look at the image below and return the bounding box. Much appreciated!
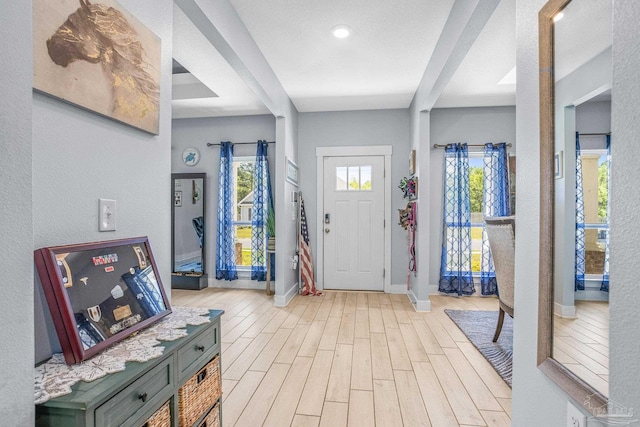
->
[428,106,517,294]
[298,109,410,288]
[609,0,640,418]
[171,115,276,287]
[512,2,568,423]
[0,3,33,423]
[513,0,640,424]
[32,0,174,364]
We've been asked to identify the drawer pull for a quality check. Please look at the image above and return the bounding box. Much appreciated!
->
[138,392,148,403]
[196,345,205,352]
[196,369,207,384]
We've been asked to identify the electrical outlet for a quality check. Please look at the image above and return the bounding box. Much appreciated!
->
[99,199,116,231]
[567,402,586,427]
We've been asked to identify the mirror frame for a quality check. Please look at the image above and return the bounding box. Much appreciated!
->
[537,0,607,413]
[171,172,207,277]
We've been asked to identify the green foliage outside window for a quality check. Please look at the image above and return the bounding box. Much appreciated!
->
[598,160,609,219]
[469,166,484,213]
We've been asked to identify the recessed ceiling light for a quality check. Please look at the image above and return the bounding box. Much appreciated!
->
[553,12,564,22]
[332,24,351,39]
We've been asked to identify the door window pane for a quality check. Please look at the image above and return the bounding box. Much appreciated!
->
[336,165,374,192]
[360,166,372,190]
[336,167,348,191]
[348,167,360,190]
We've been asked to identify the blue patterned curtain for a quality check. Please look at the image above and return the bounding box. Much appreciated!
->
[480,143,511,295]
[575,132,585,291]
[216,141,238,281]
[439,143,475,296]
[251,141,274,281]
[601,135,611,292]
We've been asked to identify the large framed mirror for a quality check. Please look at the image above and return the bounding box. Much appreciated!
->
[171,173,207,290]
[538,0,611,413]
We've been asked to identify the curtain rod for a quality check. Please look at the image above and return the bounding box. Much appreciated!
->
[578,132,610,136]
[432,143,513,149]
[206,141,275,147]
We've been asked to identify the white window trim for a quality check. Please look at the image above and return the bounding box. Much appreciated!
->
[315,145,392,292]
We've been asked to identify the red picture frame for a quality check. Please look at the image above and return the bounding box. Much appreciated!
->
[35,236,171,364]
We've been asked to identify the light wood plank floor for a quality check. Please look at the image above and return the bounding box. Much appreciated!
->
[172,289,512,427]
[554,300,609,396]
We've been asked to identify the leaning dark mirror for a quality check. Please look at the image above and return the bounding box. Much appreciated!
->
[171,173,207,290]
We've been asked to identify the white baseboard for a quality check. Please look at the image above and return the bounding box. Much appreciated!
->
[389,283,409,294]
[554,302,577,318]
[408,289,431,312]
[274,282,299,307]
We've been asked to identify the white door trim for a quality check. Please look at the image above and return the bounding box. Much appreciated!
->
[315,145,392,292]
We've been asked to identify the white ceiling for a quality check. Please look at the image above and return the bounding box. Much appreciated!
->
[172,0,519,118]
[172,3,270,118]
[554,0,612,81]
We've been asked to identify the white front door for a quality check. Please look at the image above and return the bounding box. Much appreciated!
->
[323,155,385,291]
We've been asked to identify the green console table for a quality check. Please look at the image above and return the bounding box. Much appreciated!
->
[36,309,223,427]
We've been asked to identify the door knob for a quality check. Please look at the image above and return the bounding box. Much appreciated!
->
[325,228,330,233]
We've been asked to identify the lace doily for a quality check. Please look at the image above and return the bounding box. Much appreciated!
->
[35,306,211,405]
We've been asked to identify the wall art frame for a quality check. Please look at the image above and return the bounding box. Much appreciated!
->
[286,157,299,186]
[33,0,161,134]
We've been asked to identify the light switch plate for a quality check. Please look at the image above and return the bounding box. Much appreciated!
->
[99,199,116,231]
[567,401,586,427]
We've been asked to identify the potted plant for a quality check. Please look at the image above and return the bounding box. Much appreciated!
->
[266,204,276,251]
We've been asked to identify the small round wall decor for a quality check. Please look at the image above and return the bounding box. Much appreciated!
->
[182,148,200,166]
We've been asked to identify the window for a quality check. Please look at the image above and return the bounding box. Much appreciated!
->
[232,158,264,269]
[580,149,609,276]
[336,165,372,191]
[469,156,484,273]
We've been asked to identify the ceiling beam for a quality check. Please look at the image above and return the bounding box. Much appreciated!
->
[411,0,501,112]
[174,0,297,118]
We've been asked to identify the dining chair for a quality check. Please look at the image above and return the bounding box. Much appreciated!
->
[484,216,516,342]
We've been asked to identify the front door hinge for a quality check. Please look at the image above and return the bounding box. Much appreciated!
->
[383,268,385,278]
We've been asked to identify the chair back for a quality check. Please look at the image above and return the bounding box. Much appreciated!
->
[484,216,515,312]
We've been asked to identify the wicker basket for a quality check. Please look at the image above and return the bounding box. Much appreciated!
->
[141,400,171,427]
[178,356,221,427]
[197,403,220,427]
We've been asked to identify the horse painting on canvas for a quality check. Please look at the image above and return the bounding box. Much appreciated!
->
[38,0,160,134]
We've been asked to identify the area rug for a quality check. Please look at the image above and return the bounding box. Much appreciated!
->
[444,309,513,387]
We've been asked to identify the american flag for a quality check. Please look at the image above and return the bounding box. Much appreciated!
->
[300,196,321,296]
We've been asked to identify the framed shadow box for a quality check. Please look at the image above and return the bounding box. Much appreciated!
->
[35,236,171,364]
